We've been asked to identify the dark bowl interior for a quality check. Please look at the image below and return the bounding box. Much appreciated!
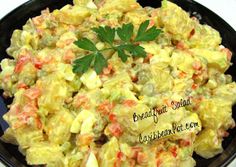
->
[0,0,236,166]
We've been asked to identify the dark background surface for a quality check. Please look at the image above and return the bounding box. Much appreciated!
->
[0,0,236,166]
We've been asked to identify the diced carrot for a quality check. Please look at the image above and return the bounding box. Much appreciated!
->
[76,134,93,146]
[137,152,148,164]
[176,41,186,50]
[35,117,42,129]
[192,61,202,70]
[32,16,43,26]
[129,159,136,167]
[103,64,113,75]
[193,96,203,104]
[191,83,198,90]
[74,95,90,109]
[14,56,31,73]
[57,39,75,48]
[65,39,75,46]
[33,58,43,69]
[179,139,191,147]
[122,100,137,107]
[17,83,29,89]
[169,146,177,158]
[130,146,143,159]
[163,99,172,107]
[24,88,41,100]
[18,111,34,124]
[63,50,75,64]
[143,53,153,63]
[9,104,21,115]
[149,20,155,27]
[113,151,123,167]
[108,122,123,137]
[156,158,162,167]
[179,71,187,78]
[103,69,110,75]
[117,151,124,160]
[42,55,53,64]
[113,160,121,167]
[148,53,154,59]
[22,103,38,114]
[98,100,115,114]
[109,113,117,123]
[13,122,24,129]
[2,75,10,83]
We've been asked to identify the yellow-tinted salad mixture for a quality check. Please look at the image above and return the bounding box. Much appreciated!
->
[0,0,236,166]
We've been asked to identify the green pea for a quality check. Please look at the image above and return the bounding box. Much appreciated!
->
[137,69,151,84]
[141,83,155,96]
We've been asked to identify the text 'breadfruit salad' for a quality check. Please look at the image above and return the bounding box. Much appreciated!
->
[0,0,235,166]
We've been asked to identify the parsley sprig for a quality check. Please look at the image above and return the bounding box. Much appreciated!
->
[73,20,162,74]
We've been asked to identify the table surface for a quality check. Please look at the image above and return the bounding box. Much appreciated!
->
[0,0,236,167]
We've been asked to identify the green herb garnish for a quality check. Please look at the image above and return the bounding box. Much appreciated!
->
[73,20,162,74]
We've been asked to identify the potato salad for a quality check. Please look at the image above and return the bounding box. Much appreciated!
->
[0,0,236,166]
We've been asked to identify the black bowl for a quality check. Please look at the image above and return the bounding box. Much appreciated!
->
[0,0,236,166]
